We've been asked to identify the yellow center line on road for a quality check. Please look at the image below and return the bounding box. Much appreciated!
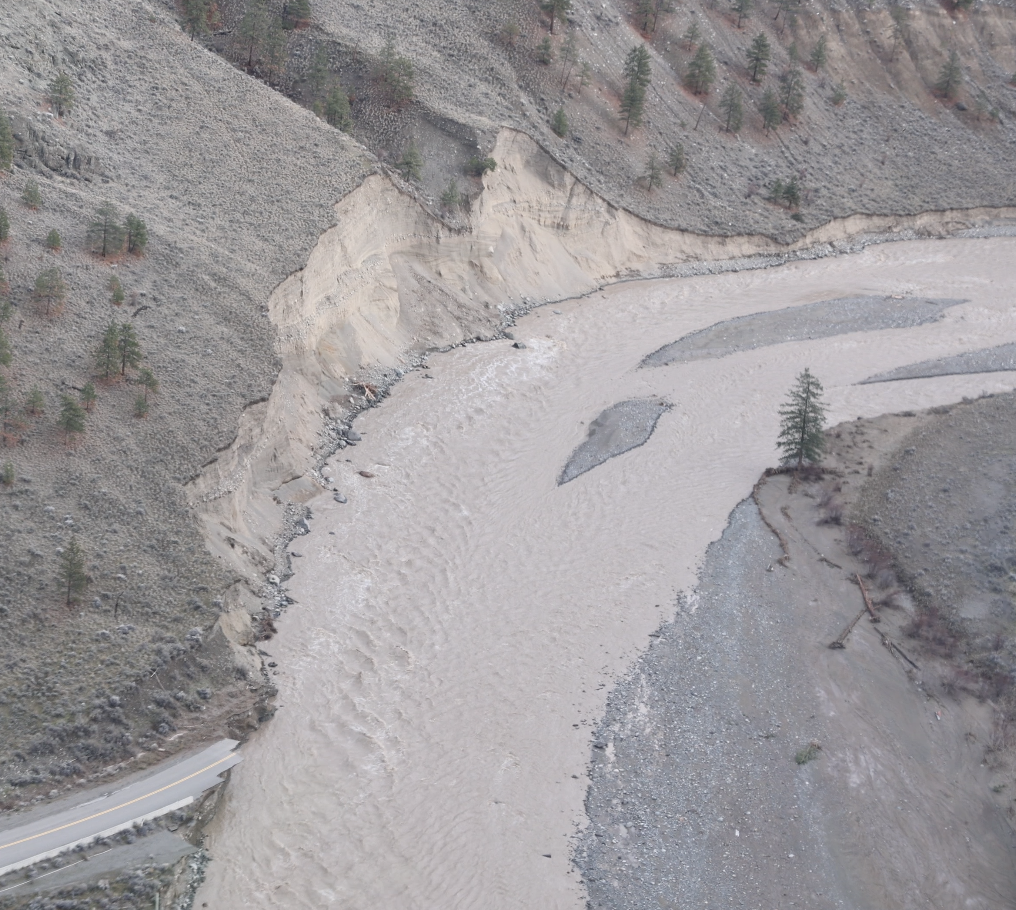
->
[0,755,235,853]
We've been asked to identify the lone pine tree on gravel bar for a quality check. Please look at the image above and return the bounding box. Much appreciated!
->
[777,368,826,468]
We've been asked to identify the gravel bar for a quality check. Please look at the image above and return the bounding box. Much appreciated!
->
[860,341,1016,384]
[640,297,964,368]
[559,399,671,485]
[575,500,847,909]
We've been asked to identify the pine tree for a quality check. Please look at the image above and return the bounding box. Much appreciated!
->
[324,84,352,131]
[396,141,423,181]
[536,37,554,64]
[620,79,646,133]
[22,180,41,209]
[81,382,96,411]
[237,0,270,69]
[0,111,13,171]
[779,65,805,119]
[642,152,663,194]
[440,181,461,209]
[831,83,847,105]
[0,375,11,447]
[0,325,10,367]
[783,175,801,209]
[465,156,497,177]
[667,142,686,176]
[110,275,125,306]
[759,87,781,132]
[124,213,147,253]
[138,367,159,401]
[777,368,826,468]
[282,0,311,28]
[117,322,142,376]
[579,61,592,89]
[624,44,653,88]
[560,31,579,89]
[133,394,150,419]
[33,268,66,316]
[88,202,125,258]
[746,32,771,82]
[637,0,656,32]
[57,395,86,444]
[682,19,701,50]
[936,50,962,100]
[809,34,828,71]
[96,323,120,379]
[24,388,44,416]
[732,0,752,28]
[182,0,211,37]
[684,43,716,95]
[0,207,8,242]
[0,460,13,486]
[540,0,572,34]
[45,228,61,252]
[263,16,289,85]
[48,73,75,117]
[376,36,415,107]
[772,0,798,22]
[551,107,569,137]
[498,21,521,48]
[620,45,651,132]
[719,83,744,132]
[308,46,330,99]
[58,536,88,606]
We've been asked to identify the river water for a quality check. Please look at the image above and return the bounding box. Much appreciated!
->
[196,238,1016,909]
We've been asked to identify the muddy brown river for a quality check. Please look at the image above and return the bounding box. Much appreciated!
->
[196,237,1016,909]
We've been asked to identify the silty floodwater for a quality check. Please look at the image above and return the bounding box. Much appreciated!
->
[196,237,1016,909]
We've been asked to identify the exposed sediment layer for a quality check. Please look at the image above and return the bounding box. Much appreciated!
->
[190,129,1016,648]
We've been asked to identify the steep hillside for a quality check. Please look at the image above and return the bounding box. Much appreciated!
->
[1,0,1015,809]
[202,0,1016,235]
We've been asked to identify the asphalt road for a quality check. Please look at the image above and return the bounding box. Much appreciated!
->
[0,740,240,877]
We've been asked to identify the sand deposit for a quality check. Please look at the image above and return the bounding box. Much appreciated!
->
[196,236,1016,909]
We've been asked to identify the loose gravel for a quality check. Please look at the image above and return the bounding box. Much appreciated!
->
[575,500,846,910]
[559,399,671,484]
[640,296,963,367]
[860,341,1016,384]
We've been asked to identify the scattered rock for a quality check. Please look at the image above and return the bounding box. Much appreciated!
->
[358,471,376,478]
[333,493,348,503]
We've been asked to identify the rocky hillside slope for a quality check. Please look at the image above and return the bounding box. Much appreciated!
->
[1,0,1015,805]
